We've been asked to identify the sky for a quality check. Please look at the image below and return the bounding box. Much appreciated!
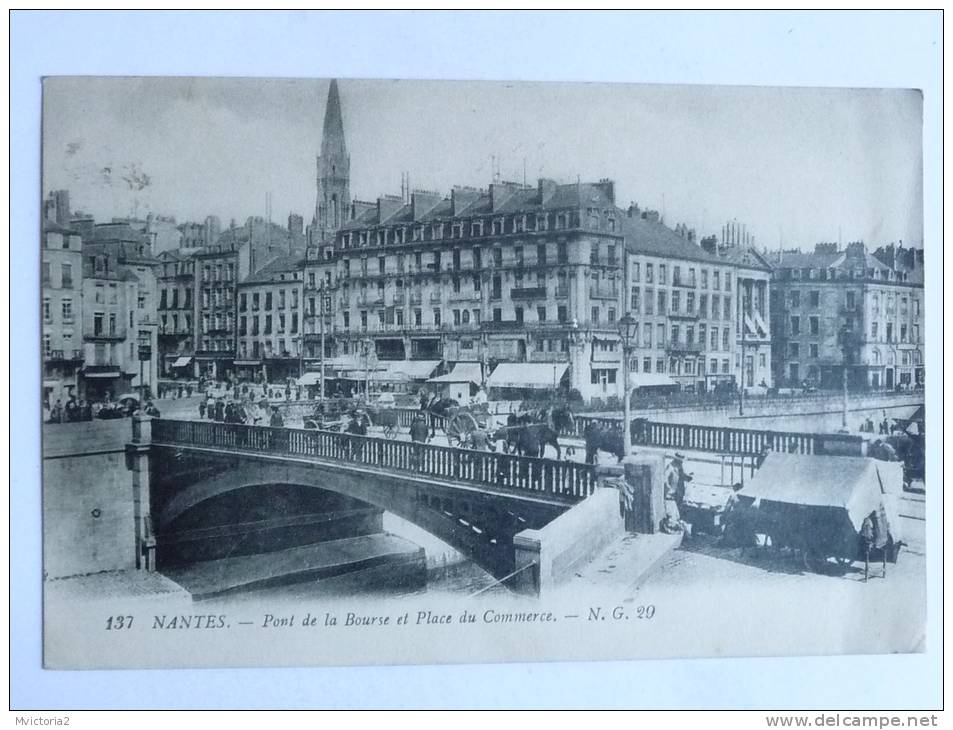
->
[42,76,924,251]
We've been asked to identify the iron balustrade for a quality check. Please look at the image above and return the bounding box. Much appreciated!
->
[151,418,595,501]
[571,415,863,457]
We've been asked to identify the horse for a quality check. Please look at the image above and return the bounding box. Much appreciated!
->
[495,414,562,459]
[583,421,626,464]
[425,396,458,437]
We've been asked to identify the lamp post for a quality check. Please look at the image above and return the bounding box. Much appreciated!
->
[617,313,639,456]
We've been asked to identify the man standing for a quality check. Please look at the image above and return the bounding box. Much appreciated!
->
[269,407,284,428]
[662,452,692,534]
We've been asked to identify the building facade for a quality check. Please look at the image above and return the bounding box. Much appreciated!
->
[236,255,305,382]
[42,221,84,407]
[156,249,197,378]
[770,241,924,390]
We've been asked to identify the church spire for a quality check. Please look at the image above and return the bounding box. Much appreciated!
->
[313,79,350,244]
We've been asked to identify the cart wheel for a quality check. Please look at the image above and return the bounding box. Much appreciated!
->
[447,412,478,448]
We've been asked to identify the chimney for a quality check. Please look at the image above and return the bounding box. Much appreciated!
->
[595,178,615,205]
[627,202,640,219]
[451,187,481,216]
[377,195,403,223]
[538,178,557,205]
[411,190,443,221]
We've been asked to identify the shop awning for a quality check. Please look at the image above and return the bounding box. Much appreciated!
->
[629,372,678,388]
[487,363,568,389]
[233,359,262,366]
[297,372,322,386]
[83,369,121,378]
[172,356,192,368]
[428,362,483,385]
[374,360,441,382]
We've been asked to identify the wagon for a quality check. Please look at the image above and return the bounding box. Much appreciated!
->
[729,452,904,572]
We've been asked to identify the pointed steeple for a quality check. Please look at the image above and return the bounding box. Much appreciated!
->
[313,79,351,244]
[321,79,346,157]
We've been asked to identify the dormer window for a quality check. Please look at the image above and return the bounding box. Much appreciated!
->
[470,220,484,237]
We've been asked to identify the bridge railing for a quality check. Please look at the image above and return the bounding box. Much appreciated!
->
[151,419,595,502]
[571,415,864,457]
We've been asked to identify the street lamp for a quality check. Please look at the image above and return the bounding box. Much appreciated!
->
[617,313,639,456]
[838,325,852,431]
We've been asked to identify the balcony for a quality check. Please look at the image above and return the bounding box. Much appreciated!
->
[45,349,84,362]
[589,286,619,300]
[510,286,547,301]
[665,342,704,355]
[449,290,481,302]
[87,331,125,341]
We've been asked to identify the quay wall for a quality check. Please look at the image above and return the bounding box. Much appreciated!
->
[42,420,137,579]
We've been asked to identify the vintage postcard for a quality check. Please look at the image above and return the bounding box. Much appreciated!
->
[40,76,926,670]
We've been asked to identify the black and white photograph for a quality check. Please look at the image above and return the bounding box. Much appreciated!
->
[39,73,927,671]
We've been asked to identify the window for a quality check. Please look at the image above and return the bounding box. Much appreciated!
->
[414,309,422,326]
[846,291,856,310]
[656,323,664,347]
[238,316,247,335]
[701,270,708,289]
[809,316,819,335]
[687,292,695,313]
[710,327,718,349]
[672,266,681,286]
[699,294,708,319]
[108,313,116,336]
[630,287,641,312]
[790,316,800,335]
[671,291,680,314]
[901,324,907,342]
[453,309,461,326]
[591,307,600,325]
[657,290,665,314]
[810,290,820,307]
[537,306,547,322]
[713,271,720,290]
[62,299,72,322]
[43,298,51,322]
[557,242,568,265]
[493,248,503,267]
[789,342,799,357]
[723,297,731,320]
[515,307,524,324]
[61,264,73,289]
[722,328,730,350]
[632,262,640,282]
[557,305,567,323]
[671,324,680,345]
[42,333,51,357]
[790,290,800,308]
[265,292,273,310]
[433,308,441,327]
[725,272,731,291]
[515,246,524,267]
[810,344,819,358]
[646,263,654,283]
[643,357,652,373]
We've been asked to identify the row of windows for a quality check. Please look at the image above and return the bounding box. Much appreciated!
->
[630,288,733,319]
[339,243,573,278]
[201,263,236,282]
[621,321,733,351]
[238,313,299,336]
[41,262,74,289]
[338,211,583,249]
[239,290,300,312]
[42,298,74,323]
[780,266,911,283]
[632,262,733,291]
[158,287,193,310]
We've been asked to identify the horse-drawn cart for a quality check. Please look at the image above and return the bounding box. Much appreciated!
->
[443,403,494,449]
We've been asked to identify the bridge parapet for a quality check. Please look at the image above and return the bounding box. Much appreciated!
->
[151,419,596,502]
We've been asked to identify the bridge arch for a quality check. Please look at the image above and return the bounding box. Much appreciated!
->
[155,457,551,580]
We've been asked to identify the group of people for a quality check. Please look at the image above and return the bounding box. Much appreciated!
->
[198,393,285,428]
[45,395,160,423]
